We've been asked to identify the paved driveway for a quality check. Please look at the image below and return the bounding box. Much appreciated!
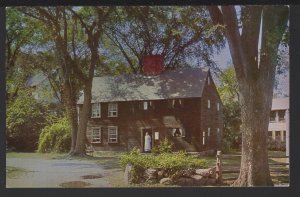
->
[6,157,118,188]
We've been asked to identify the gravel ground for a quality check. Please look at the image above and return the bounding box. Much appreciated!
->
[6,157,116,188]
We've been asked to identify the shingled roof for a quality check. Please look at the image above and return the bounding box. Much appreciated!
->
[77,67,209,104]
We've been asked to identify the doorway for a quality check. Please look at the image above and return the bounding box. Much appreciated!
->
[141,128,153,152]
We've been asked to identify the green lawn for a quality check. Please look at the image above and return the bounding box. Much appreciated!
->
[6,152,65,159]
[6,166,28,179]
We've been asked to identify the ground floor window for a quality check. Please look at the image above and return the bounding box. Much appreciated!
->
[202,131,206,145]
[268,131,273,137]
[108,126,118,143]
[171,128,185,137]
[92,127,101,143]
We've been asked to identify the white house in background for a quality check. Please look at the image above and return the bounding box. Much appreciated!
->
[268,97,289,155]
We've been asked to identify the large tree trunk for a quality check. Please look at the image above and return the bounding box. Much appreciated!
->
[63,81,78,153]
[71,83,92,156]
[71,42,98,156]
[233,79,274,186]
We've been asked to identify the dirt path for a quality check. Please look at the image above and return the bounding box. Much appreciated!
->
[6,157,120,188]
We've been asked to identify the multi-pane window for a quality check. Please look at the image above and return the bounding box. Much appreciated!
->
[275,131,281,140]
[270,111,276,122]
[141,101,154,110]
[202,131,206,145]
[268,131,273,137]
[278,110,285,122]
[168,99,183,108]
[143,101,148,110]
[208,100,211,109]
[91,127,101,143]
[108,103,118,117]
[91,103,101,118]
[208,128,211,136]
[108,126,118,143]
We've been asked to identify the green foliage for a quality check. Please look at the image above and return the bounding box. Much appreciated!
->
[120,148,208,182]
[6,90,46,151]
[37,115,71,153]
[268,138,286,151]
[103,6,225,72]
[152,138,174,154]
[217,66,242,152]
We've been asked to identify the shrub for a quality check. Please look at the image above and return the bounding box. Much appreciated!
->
[268,138,286,151]
[152,138,174,154]
[6,91,46,152]
[120,148,208,183]
[37,115,71,153]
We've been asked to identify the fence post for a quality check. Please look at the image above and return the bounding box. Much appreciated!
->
[216,150,223,184]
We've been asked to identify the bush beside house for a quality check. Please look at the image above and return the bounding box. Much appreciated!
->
[37,116,71,153]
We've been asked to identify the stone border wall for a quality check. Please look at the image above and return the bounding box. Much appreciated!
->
[124,164,217,186]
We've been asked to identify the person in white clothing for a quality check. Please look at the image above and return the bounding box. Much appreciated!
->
[144,132,151,152]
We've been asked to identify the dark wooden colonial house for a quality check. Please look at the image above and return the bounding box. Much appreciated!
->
[77,55,223,152]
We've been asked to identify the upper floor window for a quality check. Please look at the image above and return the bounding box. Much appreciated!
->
[217,103,220,111]
[278,110,285,122]
[143,101,148,110]
[140,101,154,110]
[207,100,211,109]
[108,126,118,143]
[91,103,101,118]
[217,128,220,134]
[207,128,211,136]
[91,127,101,143]
[270,111,276,122]
[168,99,183,108]
[108,103,118,117]
[130,102,135,113]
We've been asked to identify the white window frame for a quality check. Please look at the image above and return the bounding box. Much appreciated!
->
[143,101,148,110]
[208,128,211,136]
[172,128,185,137]
[217,103,220,111]
[208,100,211,109]
[91,127,101,143]
[108,102,118,117]
[202,131,206,145]
[108,126,118,143]
[91,103,101,118]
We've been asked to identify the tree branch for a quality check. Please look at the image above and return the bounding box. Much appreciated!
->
[220,6,247,82]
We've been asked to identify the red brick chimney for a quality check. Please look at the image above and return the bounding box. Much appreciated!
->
[142,55,164,76]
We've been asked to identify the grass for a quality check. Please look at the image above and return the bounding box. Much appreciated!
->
[6,151,64,159]
[6,166,28,179]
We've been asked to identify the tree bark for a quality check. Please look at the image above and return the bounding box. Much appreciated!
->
[63,80,78,153]
[232,80,273,186]
[71,83,92,156]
